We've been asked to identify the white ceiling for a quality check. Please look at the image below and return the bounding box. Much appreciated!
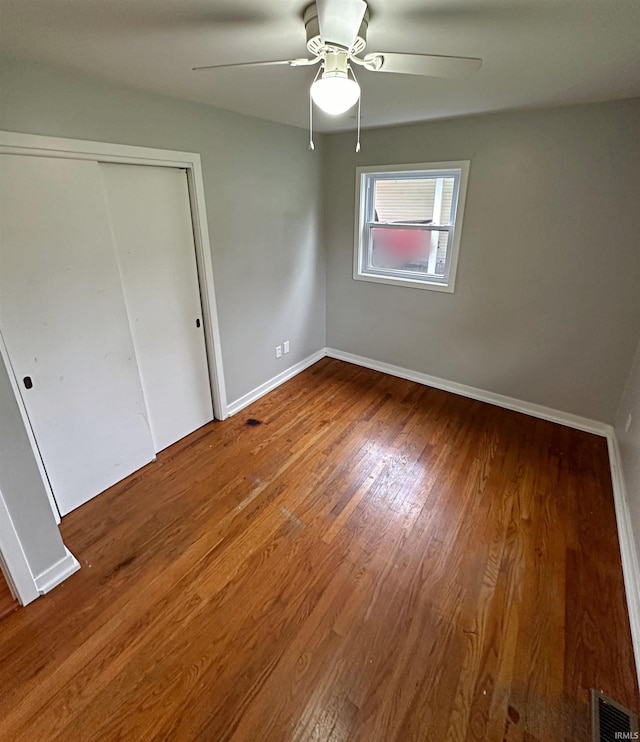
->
[2,0,640,133]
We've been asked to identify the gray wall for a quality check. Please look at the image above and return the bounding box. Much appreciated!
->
[0,56,326,405]
[0,359,67,578]
[616,335,640,568]
[324,99,640,422]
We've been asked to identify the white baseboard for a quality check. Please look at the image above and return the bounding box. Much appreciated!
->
[34,547,80,595]
[227,349,328,417]
[325,348,610,437]
[606,433,640,691]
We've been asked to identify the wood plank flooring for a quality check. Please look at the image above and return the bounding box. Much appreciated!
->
[0,358,637,741]
[0,573,17,621]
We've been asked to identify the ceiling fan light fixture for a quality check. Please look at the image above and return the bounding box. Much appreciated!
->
[310,71,360,115]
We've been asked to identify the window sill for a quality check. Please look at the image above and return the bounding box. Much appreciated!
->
[353,271,455,293]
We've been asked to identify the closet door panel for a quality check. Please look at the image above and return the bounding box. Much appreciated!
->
[0,155,155,516]
[100,163,213,452]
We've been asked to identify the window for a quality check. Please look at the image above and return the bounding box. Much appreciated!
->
[354,161,470,292]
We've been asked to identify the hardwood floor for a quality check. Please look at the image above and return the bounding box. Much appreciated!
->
[0,358,637,741]
[0,573,17,621]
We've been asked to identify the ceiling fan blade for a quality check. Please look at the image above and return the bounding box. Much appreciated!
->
[363,52,482,78]
[193,58,318,72]
[317,0,367,50]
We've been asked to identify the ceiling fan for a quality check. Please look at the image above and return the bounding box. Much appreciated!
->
[194,0,482,149]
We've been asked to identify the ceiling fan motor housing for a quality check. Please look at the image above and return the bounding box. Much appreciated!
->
[323,49,350,76]
[303,2,369,56]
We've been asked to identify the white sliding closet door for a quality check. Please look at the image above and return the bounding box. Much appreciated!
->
[0,155,156,516]
[100,163,213,452]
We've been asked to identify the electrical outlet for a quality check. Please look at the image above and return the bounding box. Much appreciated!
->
[625,413,632,433]
[283,340,290,354]
[275,345,282,359]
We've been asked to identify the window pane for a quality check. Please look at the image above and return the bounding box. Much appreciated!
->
[370,228,450,277]
[440,178,456,225]
[373,177,456,225]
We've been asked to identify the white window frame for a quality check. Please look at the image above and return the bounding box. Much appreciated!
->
[353,160,470,292]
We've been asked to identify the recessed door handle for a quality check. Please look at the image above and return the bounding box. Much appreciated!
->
[23,376,33,389]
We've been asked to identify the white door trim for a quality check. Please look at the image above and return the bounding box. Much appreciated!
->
[0,332,61,524]
[0,487,39,606]
[0,130,228,422]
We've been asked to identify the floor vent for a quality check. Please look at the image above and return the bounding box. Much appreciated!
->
[591,689,639,741]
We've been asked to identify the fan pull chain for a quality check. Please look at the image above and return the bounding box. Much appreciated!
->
[309,90,314,151]
[309,65,323,151]
[350,66,361,153]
